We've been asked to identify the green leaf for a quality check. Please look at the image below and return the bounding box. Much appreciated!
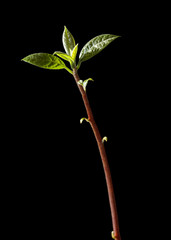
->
[78,78,94,92]
[62,26,75,56]
[71,44,78,63]
[102,136,108,143]
[78,34,120,64]
[22,53,73,74]
[80,117,89,124]
[22,53,67,70]
[53,51,74,64]
[54,51,77,70]
[111,231,115,239]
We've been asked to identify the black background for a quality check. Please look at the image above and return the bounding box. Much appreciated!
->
[3,2,158,240]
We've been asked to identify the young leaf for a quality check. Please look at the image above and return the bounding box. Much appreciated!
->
[71,44,79,63]
[102,136,108,143]
[53,51,74,64]
[78,78,94,92]
[80,117,89,124]
[62,26,75,56]
[78,34,120,64]
[22,53,67,70]
[111,231,115,239]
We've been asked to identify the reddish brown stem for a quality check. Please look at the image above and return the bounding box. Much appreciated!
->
[73,68,121,240]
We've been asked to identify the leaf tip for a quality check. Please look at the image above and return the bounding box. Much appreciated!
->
[21,56,28,62]
[114,35,121,39]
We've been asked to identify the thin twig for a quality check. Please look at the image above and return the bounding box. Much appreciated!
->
[73,68,121,240]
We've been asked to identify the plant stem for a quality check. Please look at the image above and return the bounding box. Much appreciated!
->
[72,68,121,240]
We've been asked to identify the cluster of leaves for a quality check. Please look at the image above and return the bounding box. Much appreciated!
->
[22,26,120,73]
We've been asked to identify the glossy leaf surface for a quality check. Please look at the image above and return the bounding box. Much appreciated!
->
[22,53,67,70]
[71,44,78,63]
[53,51,74,64]
[79,34,119,64]
[62,26,75,56]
